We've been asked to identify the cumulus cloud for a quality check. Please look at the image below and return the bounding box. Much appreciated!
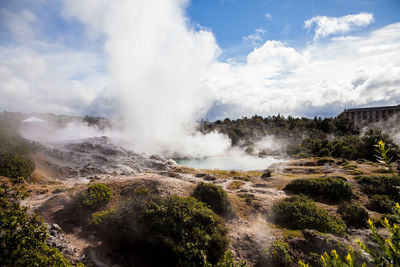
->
[305,12,374,40]
[207,22,400,119]
[265,13,272,20]
[0,46,112,115]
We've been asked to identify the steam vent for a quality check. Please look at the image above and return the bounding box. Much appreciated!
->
[341,104,400,126]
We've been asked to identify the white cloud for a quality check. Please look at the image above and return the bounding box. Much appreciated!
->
[243,27,266,46]
[207,22,400,119]
[0,46,111,115]
[0,8,37,41]
[305,12,374,40]
[265,13,272,20]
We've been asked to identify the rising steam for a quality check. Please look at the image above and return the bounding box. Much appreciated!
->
[62,0,231,157]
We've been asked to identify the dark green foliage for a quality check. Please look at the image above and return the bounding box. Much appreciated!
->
[0,118,35,181]
[200,114,358,150]
[361,129,397,162]
[76,183,113,209]
[337,203,369,228]
[283,177,354,202]
[0,153,34,181]
[96,194,229,266]
[356,175,400,202]
[368,194,395,214]
[266,240,293,267]
[192,182,235,218]
[215,251,249,267]
[270,195,346,235]
[0,183,72,266]
[0,118,32,155]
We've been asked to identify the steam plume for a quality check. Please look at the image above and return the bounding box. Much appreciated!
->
[62,0,231,157]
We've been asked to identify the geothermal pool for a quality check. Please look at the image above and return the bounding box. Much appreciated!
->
[175,155,286,171]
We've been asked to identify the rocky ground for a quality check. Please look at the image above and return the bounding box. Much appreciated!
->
[20,137,390,266]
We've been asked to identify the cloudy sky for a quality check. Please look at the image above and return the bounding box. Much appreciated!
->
[0,0,399,120]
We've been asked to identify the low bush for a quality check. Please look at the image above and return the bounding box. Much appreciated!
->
[76,183,113,209]
[337,203,369,228]
[269,195,346,235]
[266,240,293,267]
[227,181,245,190]
[368,194,394,214]
[0,153,34,181]
[96,195,229,266]
[0,183,72,266]
[356,175,400,202]
[192,182,235,218]
[283,177,354,202]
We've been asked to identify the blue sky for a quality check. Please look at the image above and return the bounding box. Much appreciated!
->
[0,0,399,120]
[187,0,400,59]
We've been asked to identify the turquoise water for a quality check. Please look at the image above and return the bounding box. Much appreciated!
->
[175,155,285,171]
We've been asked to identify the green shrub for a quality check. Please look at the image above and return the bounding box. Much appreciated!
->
[270,195,346,235]
[337,203,369,228]
[283,177,354,202]
[266,240,293,267]
[192,182,235,218]
[96,195,229,266]
[0,153,34,181]
[77,183,113,209]
[368,194,394,214]
[215,251,249,267]
[90,208,115,226]
[356,175,400,201]
[0,183,72,266]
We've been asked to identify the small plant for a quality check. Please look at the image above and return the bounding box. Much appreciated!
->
[266,240,293,267]
[192,182,235,218]
[337,203,369,228]
[375,140,394,175]
[77,183,113,209]
[270,195,346,235]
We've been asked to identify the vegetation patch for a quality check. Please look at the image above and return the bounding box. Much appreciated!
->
[356,175,400,202]
[269,195,346,235]
[265,240,293,267]
[283,177,354,202]
[192,182,235,218]
[0,153,34,182]
[368,194,395,214]
[227,181,245,190]
[0,118,35,182]
[76,183,113,209]
[337,203,369,228]
[95,194,229,266]
[0,183,72,266]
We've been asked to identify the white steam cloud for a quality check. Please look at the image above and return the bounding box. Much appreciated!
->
[62,0,231,157]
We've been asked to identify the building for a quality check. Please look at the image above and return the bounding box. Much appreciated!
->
[22,116,48,127]
[341,104,400,126]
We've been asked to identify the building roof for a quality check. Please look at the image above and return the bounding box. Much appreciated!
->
[22,116,47,123]
[346,104,400,112]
